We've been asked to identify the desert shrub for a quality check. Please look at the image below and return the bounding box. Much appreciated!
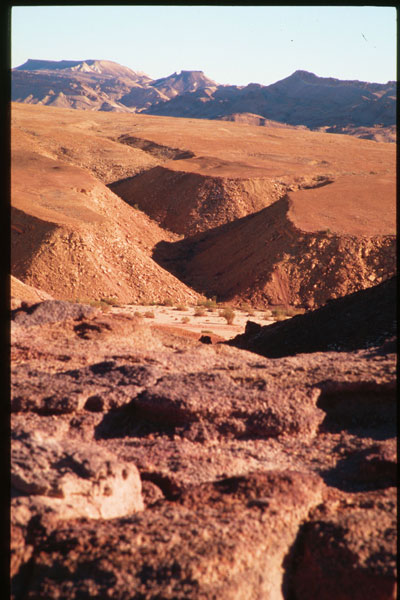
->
[286,307,305,317]
[181,316,190,323]
[87,300,103,308]
[197,296,217,308]
[271,307,288,320]
[139,298,158,306]
[239,302,251,312]
[194,307,206,317]
[273,314,288,322]
[219,307,235,325]
[144,310,155,318]
[175,305,187,311]
[133,311,143,318]
[100,296,119,306]
[201,329,212,334]
[240,301,257,315]
[271,306,305,320]
[162,298,174,307]
[85,299,110,312]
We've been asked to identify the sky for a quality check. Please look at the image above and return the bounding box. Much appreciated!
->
[11,5,397,86]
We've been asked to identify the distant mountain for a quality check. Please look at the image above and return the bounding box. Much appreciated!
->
[13,59,151,82]
[151,70,217,98]
[11,59,396,138]
[146,70,396,130]
[12,59,154,111]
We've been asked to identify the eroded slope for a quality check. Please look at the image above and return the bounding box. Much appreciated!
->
[11,149,198,304]
[153,189,395,309]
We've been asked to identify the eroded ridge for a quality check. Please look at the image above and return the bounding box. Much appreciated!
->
[153,196,395,309]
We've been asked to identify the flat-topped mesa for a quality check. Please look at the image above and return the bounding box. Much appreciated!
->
[14,58,147,80]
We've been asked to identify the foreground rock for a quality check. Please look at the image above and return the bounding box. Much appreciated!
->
[11,300,396,599]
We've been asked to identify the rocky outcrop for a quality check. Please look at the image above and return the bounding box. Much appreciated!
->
[12,428,143,522]
[229,276,396,357]
[11,299,397,599]
[10,276,54,309]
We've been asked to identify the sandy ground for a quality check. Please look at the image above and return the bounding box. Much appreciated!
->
[109,304,276,341]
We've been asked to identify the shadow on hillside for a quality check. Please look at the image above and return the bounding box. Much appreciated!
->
[151,198,292,299]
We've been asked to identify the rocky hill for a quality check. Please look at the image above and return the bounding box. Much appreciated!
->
[153,192,395,309]
[151,70,217,98]
[12,60,396,140]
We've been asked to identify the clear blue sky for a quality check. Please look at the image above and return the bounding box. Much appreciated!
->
[11,6,397,85]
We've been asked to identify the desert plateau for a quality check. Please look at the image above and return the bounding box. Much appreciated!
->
[10,58,396,600]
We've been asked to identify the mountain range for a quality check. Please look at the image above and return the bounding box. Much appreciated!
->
[12,59,396,139]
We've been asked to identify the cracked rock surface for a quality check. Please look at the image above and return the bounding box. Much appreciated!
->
[11,301,397,599]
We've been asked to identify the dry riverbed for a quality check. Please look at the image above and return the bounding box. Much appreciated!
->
[109,304,276,340]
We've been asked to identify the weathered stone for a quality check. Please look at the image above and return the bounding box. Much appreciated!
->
[15,471,324,600]
[289,488,397,600]
[11,300,96,328]
[11,361,163,414]
[12,428,144,522]
[10,305,397,599]
[133,371,323,440]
